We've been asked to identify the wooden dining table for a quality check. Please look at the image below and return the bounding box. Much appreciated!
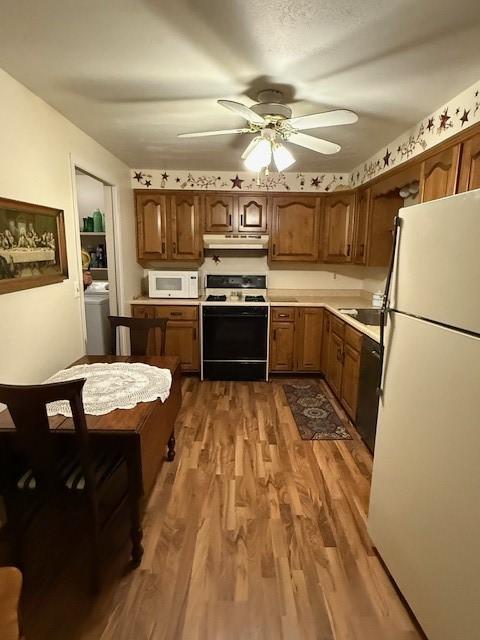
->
[0,354,182,562]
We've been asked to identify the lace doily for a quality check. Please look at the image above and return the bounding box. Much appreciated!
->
[32,362,172,417]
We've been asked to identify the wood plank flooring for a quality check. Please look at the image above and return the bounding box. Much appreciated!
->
[21,378,423,640]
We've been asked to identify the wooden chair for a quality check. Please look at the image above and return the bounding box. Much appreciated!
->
[108,315,168,356]
[0,567,22,640]
[0,379,139,593]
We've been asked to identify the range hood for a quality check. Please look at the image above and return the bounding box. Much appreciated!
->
[203,234,269,250]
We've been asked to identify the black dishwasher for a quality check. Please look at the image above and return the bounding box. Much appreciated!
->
[356,336,381,454]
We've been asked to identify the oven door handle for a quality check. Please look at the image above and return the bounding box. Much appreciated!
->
[203,312,267,319]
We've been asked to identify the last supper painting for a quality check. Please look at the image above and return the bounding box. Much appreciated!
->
[0,197,68,294]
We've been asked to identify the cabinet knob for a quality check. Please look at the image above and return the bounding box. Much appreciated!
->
[347,243,351,256]
[161,242,166,254]
[172,241,177,253]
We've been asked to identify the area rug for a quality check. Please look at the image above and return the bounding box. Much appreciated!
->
[282,380,352,440]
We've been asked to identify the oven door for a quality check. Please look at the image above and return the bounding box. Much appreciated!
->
[202,306,268,380]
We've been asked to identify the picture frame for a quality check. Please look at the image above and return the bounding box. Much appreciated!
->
[0,196,68,295]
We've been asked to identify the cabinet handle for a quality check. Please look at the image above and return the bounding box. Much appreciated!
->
[371,349,381,359]
[346,243,351,256]
[273,329,277,341]
[161,241,165,254]
[229,214,232,226]
[278,314,288,318]
[193,328,197,340]
[359,243,365,256]
[172,241,177,253]
[170,311,182,317]
[273,243,276,255]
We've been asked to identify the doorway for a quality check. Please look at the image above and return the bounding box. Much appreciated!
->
[73,168,119,355]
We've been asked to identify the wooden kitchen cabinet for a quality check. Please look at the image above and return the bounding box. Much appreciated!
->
[457,132,480,193]
[340,327,362,420]
[326,330,344,398]
[322,193,355,263]
[321,310,331,375]
[135,191,202,263]
[204,195,235,232]
[131,304,199,372]
[269,320,295,371]
[420,144,461,202]
[269,196,321,262]
[352,188,371,265]
[367,188,403,267]
[169,194,202,261]
[237,196,267,232]
[136,193,168,260]
[295,308,324,371]
[269,306,323,373]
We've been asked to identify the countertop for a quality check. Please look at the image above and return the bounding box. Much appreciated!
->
[130,292,381,342]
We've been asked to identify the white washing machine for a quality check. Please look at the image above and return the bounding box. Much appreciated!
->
[84,281,111,355]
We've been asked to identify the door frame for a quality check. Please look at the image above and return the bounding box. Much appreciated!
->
[69,155,124,353]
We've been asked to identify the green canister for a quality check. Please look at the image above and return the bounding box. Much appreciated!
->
[93,209,103,232]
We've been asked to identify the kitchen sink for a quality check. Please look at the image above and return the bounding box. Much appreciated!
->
[339,308,384,326]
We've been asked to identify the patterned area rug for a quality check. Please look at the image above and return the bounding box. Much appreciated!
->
[282,380,352,440]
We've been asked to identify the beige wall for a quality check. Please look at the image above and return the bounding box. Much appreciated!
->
[0,68,141,384]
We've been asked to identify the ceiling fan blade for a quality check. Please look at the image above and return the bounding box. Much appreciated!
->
[217,99,265,125]
[288,132,341,155]
[287,109,358,131]
[178,128,249,138]
[241,136,260,159]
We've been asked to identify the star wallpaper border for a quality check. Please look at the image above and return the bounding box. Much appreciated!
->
[132,81,480,192]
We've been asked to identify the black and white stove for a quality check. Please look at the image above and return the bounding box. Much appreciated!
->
[202,274,268,381]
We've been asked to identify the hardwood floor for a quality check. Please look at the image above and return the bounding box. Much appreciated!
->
[20,378,423,640]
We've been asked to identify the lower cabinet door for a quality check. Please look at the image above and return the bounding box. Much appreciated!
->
[295,308,324,371]
[340,343,361,420]
[321,311,331,375]
[269,322,295,371]
[326,331,344,397]
[165,320,199,371]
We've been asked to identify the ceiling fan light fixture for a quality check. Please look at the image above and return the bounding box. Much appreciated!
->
[243,137,272,172]
[273,143,295,171]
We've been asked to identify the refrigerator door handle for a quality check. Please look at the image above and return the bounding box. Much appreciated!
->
[378,215,402,397]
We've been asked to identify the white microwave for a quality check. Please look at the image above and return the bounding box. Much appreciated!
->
[147,270,199,299]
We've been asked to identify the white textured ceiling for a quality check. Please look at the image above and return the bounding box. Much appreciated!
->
[0,0,480,171]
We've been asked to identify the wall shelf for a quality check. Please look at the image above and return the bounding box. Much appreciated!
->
[80,231,106,236]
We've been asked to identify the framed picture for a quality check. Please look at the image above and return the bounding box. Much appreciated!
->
[0,196,68,295]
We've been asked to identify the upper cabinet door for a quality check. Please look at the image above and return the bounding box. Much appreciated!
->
[322,193,355,263]
[169,194,201,261]
[136,194,168,260]
[269,196,320,262]
[352,188,371,265]
[204,195,234,232]
[420,144,460,202]
[457,132,480,193]
[237,196,267,232]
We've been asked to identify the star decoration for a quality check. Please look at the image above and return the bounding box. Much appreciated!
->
[426,117,435,132]
[161,172,169,181]
[212,255,221,264]
[460,109,470,126]
[144,179,152,187]
[133,171,143,182]
[230,174,244,189]
[476,90,479,97]
[175,177,181,183]
[311,177,321,187]
[383,148,391,167]
[455,108,460,115]
[439,109,450,130]
[397,145,401,153]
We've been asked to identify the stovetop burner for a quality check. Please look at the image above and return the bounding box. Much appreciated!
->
[245,295,266,302]
[206,294,227,302]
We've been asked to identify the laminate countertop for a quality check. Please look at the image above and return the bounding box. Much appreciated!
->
[130,293,381,342]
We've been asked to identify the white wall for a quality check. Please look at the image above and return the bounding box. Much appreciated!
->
[75,172,105,227]
[0,68,142,384]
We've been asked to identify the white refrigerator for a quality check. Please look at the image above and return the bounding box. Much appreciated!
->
[368,189,480,640]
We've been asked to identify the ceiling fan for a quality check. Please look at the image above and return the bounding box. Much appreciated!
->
[178,90,358,172]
